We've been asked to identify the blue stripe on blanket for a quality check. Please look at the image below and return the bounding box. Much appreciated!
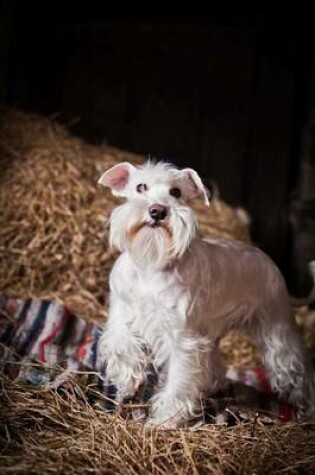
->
[19,300,51,356]
[0,299,32,345]
[90,326,101,369]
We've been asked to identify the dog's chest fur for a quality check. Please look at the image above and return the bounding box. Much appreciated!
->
[110,252,189,332]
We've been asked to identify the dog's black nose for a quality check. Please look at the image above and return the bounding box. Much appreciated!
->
[149,204,167,221]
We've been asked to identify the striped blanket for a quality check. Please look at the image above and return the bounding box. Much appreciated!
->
[0,297,296,425]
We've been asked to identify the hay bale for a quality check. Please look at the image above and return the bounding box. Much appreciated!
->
[0,108,251,324]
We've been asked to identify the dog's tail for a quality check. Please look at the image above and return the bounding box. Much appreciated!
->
[291,261,315,307]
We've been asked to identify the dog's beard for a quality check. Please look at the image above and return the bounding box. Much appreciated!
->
[109,201,197,269]
[169,206,197,259]
[129,224,173,269]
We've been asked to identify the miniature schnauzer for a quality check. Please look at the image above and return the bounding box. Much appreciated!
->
[98,160,315,428]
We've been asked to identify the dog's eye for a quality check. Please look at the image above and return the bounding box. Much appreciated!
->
[136,183,147,193]
[169,187,181,198]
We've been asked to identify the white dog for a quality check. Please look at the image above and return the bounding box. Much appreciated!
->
[98,160,315,428]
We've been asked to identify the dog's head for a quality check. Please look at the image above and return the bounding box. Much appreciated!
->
[98,161,210,269]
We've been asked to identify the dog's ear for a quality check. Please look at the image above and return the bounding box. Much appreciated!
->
[181,168,210,206]
[98,162,135,197]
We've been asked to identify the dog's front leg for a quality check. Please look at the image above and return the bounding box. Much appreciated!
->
[147,332,218,429]
[99,300,147,403]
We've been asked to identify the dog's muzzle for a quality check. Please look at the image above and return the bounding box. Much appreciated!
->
[149,204,167,223]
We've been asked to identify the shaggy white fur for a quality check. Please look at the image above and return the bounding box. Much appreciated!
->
[98,160,315,428]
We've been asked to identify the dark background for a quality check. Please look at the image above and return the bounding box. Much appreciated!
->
[1,2,314,295]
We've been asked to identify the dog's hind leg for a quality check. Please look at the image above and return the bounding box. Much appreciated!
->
[252,308,315,417]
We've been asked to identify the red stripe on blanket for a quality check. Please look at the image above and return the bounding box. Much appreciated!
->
[77,333,93,360]
[253,366,272,393]
[254,366,293,421]
[39,308,70,362]
[278,402,293,422]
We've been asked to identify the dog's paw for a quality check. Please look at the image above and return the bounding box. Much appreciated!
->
[144,417,179,430]
[115,378,143,403]
[145,406,189,430]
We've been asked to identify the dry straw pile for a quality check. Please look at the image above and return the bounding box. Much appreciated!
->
[1,372,315,475]
[1,109,314,474]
